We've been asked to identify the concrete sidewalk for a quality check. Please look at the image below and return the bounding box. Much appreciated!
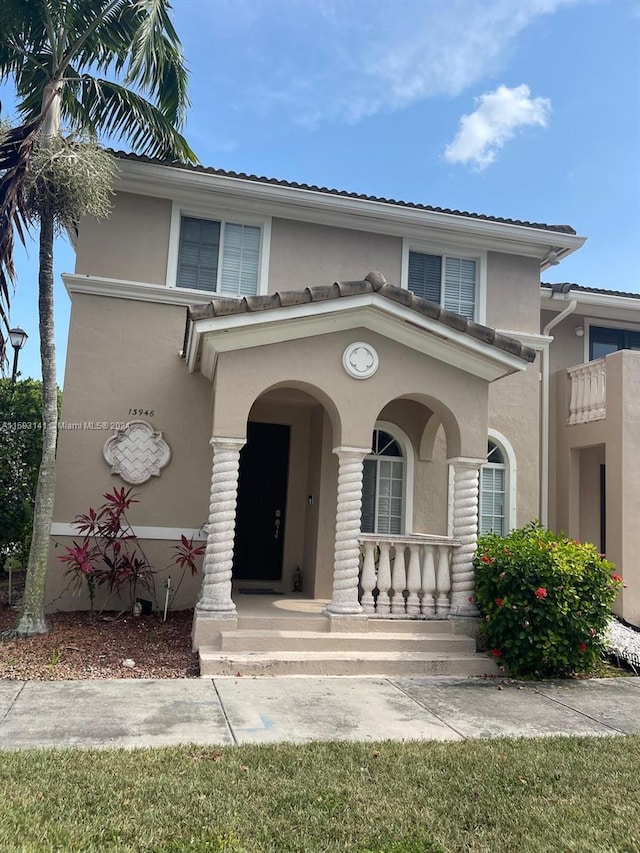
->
[0,676,638,750]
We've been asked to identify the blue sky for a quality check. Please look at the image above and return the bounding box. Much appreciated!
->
[4,0,640,382]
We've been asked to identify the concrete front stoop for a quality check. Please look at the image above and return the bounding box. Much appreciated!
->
[198,617,500,677]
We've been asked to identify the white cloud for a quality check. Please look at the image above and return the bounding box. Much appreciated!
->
[444,84,551,169]
[190,0,585,127]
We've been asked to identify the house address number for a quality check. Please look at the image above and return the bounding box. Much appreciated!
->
[128,408,155,417]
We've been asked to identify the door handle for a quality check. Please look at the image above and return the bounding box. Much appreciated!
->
[274,509,282,540]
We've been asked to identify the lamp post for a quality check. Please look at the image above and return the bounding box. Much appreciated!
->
[9,326,28,384]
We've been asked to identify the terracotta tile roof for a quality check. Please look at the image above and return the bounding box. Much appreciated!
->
[541,282,640,299]
[187,272,537,364]
[113,150,576,236]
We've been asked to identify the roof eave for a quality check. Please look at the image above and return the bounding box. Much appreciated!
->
[186,293,534,383]
[115,157,586,263]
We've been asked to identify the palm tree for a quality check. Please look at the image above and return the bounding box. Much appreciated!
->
[0,0,197,635]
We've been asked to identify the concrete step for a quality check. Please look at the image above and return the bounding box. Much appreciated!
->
[237,616,329,632]
[365,619,457,634]
[219,629,475,654]
[199,649,500,678]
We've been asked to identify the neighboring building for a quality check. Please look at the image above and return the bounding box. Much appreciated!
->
[47,153,639,674]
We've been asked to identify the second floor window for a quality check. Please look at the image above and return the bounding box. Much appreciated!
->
[589,325,640,360]
[408,251,477,320]
[177,216,261,296]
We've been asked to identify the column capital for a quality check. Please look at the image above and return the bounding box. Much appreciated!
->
[209,436,246,451]
[332,445,371,458]
[447,456,484,469]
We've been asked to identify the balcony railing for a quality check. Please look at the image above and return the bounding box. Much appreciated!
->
[567,359,606,424]
[358,534,460,618]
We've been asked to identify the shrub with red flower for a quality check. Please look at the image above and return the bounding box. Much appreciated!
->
[491,649,502,658]
[474,521,621,678]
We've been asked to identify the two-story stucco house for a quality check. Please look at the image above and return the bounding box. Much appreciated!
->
[47,152,639,675]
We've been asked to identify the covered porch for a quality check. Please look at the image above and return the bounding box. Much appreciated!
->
[183,273,535,672]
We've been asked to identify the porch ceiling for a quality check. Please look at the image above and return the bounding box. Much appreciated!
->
[184,272,536,383]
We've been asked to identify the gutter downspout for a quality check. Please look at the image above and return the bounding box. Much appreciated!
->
[541,289,577,527]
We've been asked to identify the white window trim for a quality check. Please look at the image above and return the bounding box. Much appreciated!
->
[368,420,415,536]
[401,239,487,325]
[166,201,271,296]
[485,429,517,533]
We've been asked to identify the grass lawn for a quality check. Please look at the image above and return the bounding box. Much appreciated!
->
[0,738,639,852]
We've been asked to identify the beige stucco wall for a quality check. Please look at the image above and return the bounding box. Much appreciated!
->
[75,192,172,284]
[487,359,541,527]
[48,290,500,610]
[267,218,403,290]
[554,350,640,626]
[46,292,213,610]
[486,252,541,333]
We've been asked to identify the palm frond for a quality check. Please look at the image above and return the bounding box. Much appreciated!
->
[79,76,196,162]
[0,117,41,335]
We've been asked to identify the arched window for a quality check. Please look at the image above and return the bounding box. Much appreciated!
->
[361,429,405,535]
[480,438,512,535]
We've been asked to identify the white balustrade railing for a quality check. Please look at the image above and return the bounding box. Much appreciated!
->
[358,534,460,618]
[567,359,606,424]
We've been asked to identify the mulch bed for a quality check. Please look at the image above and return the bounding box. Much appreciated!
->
[0,606,199,680]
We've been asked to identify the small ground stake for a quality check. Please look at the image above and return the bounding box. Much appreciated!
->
[163,576,171,622]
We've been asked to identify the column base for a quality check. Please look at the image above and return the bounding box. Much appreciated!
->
[325,610,368,632]
[448,602,480,618]
[192,610,238,651]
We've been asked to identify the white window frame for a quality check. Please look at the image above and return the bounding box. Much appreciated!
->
[481,429,517,534]
[362,421,414,536]
[166,202,271,296]
[401,239,487,324]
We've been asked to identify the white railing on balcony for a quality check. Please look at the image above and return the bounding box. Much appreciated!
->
[358,534,460,618]
[567,359,606,424]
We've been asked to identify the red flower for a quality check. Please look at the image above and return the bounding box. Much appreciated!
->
[480,555,494,564]
[495,598,504,607]
[468,595,474,603]
[578,642,587,653]
[611,574,623,583]
[491,649,502,658]
[535,587,548,599]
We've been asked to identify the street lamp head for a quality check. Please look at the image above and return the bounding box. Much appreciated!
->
[9,327,28,351]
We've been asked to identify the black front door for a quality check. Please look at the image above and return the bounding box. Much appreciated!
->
[233,422,290,581]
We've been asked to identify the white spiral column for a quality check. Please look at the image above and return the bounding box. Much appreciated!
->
[196,437,245,617]
[326,446,369,616]
[449,458,482,616]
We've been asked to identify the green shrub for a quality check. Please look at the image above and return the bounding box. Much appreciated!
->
[473,522,623,678]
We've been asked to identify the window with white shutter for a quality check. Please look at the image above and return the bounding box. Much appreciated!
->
[361,429,405,536]
[407,251,477,320]
[176,216,261,295]
[480,441,507,535]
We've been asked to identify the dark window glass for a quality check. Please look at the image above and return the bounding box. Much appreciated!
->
[590,326,640,360]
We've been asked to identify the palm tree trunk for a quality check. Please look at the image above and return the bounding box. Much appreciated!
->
[15,207,57,636]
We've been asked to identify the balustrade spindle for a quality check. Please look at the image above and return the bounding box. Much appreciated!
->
[391,544,407,615]
[406,545,422,617]
[360,541,376,615]
[376,541,392,616]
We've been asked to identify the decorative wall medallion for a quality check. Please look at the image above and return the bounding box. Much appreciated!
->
[342,342,379,380]
[103,420,171,484]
